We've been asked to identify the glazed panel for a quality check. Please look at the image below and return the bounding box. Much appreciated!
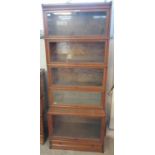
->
[53,90,102,106]
[52,68,103,86]
[50,42,105,63]
[46,11,107,36]
[53,116,101,139]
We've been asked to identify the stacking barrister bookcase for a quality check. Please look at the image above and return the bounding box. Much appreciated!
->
[42,2,111,152]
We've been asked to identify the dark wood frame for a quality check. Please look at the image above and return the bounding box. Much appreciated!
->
[42,2,111,152]
[40,69,45,144]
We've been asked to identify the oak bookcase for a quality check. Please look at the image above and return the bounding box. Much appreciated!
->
[42,2,111,152]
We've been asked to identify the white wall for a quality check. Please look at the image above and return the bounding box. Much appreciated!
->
[40,39,47,70]
[106,38,114,128]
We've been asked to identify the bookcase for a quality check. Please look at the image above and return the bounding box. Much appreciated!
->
[42,2,111,152]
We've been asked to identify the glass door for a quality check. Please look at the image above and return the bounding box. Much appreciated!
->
[52,90,102,106]
[48,42,106,63]
[45,10,108,37]
[51,68,104,86]
[53,116,101,139]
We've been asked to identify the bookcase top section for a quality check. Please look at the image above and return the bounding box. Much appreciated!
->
[42,2,112,11]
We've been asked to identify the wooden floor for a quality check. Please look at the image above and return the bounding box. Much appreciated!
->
[40,133,114,155]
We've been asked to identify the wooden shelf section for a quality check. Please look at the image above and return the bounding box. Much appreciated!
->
[44,36,109,41]
[47,63,107,68]
[48,107,105,117]
[50,85,105,92]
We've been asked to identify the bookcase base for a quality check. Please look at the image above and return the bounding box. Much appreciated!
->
[49,138,104,152]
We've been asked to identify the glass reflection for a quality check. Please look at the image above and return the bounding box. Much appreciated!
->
[47,11,107,35]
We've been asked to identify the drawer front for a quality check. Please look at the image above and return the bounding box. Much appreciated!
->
[51,140,103,152]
